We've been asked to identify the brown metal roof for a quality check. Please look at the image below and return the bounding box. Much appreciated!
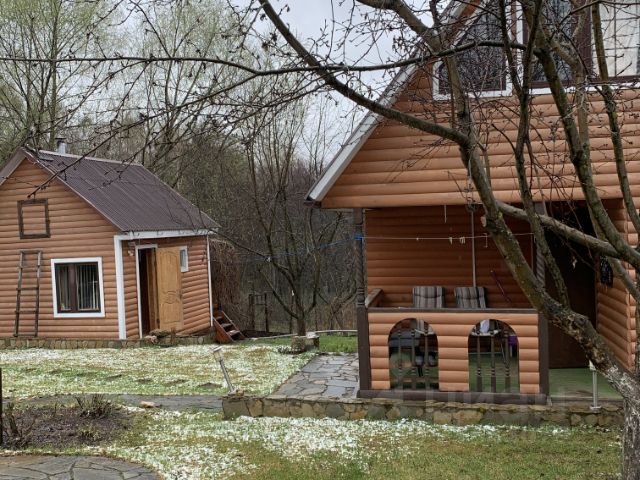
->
[26,149,218,233]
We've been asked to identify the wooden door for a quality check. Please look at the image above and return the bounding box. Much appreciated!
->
[156,246,183,331]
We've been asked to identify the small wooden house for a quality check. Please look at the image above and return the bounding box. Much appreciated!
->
[0,146,218,340]
[307,1,639,403]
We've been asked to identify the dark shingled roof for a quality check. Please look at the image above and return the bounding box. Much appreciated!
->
[30,149,218,233]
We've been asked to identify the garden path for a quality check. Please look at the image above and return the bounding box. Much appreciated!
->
[273,353,359,398]
[0,455,158,480]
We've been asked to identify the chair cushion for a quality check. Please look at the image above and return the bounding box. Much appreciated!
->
[454,286,487,309]
[412,286,444,308]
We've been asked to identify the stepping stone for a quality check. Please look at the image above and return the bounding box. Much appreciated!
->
[0,456,159,480]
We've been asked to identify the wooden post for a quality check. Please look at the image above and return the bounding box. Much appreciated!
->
[353,208,371,392]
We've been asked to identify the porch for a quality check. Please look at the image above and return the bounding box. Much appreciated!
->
[353,203,630,403]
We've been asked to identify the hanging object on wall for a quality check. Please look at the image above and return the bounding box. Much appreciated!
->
[599,256,613,287]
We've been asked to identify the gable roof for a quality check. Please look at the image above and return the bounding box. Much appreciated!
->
[0,147,218,233]
[305,0,476,207]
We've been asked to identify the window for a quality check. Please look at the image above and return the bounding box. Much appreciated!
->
[51,258,105,318]
[179,246,188,272]
[529,0,589,85]
[598,2,640,77]
[435,4,508,95]
[18,199,50,239]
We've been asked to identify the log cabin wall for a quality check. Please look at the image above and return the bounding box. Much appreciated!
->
[365,205,533,309]
[596,202,636,369]
[322,89,640,209]
[0,158,120,338]
[122,236,211,338]
[368,310,540,393]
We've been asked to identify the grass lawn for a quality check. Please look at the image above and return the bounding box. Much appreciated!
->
[12,408,621,480]
[0,344,313,397]
[550,368,621,399]
[251,334,358,353]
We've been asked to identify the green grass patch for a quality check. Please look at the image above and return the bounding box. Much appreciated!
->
[11,409,621,480]
[251,334,357,353]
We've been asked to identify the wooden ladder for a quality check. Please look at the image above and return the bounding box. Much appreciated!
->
[14,250,43,337]
[212,310,245,343]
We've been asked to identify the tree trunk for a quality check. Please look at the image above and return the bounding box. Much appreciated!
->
[296,311,306,337]
[623,399,640,479]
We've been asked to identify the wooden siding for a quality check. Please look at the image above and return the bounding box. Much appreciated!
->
[365,206,533,309]
[0,158,120,338]
[596,203,636,369]
[122,236,211,338]
[322,89,640,209]
[368,309,540,393]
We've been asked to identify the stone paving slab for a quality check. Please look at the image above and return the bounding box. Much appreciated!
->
[273,353,359,399]
[0,456,159,480]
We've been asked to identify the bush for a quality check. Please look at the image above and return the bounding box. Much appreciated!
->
[75,394,114,418]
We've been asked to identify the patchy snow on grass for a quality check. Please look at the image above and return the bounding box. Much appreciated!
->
[0,344,312,397]
[100,410,575,479]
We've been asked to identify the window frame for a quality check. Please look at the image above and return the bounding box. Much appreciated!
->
[179,246,189,273]
[432,3,516,99]
[50,257,105,318]
[594,2,640,81]
[523,0,593,89]
[17,199,50,239]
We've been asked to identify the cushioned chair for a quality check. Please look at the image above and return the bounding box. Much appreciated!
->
[412,286,445,309]
[454,286,487,309]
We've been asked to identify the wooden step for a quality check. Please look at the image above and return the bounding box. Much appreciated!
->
[228,330,240,337]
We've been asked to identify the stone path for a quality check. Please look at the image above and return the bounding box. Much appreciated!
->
[0,455,159,480]
[273,353,359,398]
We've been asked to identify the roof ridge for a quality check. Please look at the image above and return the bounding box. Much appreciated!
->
[37,149,140,166]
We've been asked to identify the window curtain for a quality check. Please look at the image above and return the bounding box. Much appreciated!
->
[76,264,99,311]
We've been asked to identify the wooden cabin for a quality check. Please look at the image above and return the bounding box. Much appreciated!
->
[0,146,218,340]
[307,1,639,403]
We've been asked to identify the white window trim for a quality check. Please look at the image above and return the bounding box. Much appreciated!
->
[179,246,189,272]
[51,257,106,319]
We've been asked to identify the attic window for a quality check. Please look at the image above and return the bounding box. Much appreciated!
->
[435,5,507,95]
[18,199,50,239]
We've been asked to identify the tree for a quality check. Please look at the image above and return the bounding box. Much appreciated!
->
[249,0,640,476]
[0,0,118,157]
[237,93,354,336]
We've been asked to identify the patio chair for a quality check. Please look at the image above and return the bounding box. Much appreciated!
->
[412,285,445,309]
[454,286,487,309]
[455,286,489,334]
[411,286,444,370]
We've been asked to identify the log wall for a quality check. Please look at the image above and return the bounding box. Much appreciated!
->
[0,158,120,338]
[122,236,211,338]
[322,89,640,209]
[365,205,533,308]
[368,309,540,393]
